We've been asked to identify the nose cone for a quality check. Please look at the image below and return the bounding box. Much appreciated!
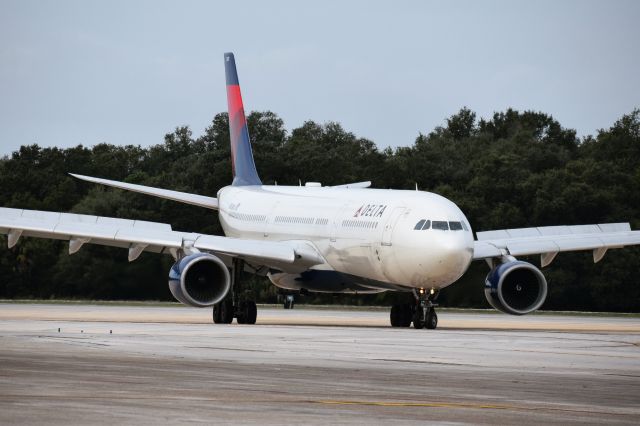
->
[439,235,474,273]
[425,233,473,283]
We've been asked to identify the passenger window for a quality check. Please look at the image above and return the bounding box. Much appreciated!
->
[432,221,449,230]
[449,221,463,231]
[414,220,425,230]
[421,220,431,230]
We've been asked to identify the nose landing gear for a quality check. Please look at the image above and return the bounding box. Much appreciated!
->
[413,288,439,330]
[389,288,439,330]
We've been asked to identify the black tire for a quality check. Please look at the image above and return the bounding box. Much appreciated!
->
[245,301,257,324]
[426,310,438,330]
[284,300,291,309]
[400,304,413,327]
[212,304,223,324]
[220,298,234,324]
[390,304,400,327]
[238,301,257,324]
[413,309,425,329]
[237,303,247,324]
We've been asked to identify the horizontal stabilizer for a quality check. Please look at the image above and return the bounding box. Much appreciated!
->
[70,174,218,210]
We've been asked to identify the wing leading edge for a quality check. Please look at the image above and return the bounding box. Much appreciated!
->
[473,223,640,266]
[70,174,219,210]
[0,207,324,268]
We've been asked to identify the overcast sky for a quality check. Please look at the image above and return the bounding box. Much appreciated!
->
[1,0,638,155]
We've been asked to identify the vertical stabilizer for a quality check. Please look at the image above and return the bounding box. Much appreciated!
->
[225,53,262,186]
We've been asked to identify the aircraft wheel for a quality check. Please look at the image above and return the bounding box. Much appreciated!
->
[413,309,425,329]
[237,306,246,324]
[390,304,401,327]
[426,310,438,330]
[220,298,234,324]
[400,304,413,327]
[212,304,223,324]
[245,301,257,324]
[237,301,257,325]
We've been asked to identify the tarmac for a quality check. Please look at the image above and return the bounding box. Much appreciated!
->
[1,303,639,425]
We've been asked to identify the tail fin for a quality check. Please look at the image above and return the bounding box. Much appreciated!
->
[224,52,262,186]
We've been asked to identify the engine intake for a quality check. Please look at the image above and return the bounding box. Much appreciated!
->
[484,260,547,315]
[168,253,230,307]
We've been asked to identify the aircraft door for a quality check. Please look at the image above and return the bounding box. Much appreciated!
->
[263,201,279,238]
[330,203,349,242]
[381,207,406,246]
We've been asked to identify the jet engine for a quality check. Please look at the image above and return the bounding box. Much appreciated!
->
[484,260,548,315]
[168,253,230,307]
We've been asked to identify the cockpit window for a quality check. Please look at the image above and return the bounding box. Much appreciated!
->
[449,221,463,231]
[461,221,469,231]
[432,221,449,230]
[414,220,432,230]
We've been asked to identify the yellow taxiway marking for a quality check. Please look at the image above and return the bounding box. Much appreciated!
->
[315,400,637,417]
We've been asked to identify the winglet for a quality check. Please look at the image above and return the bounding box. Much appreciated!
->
[224,53,262,186]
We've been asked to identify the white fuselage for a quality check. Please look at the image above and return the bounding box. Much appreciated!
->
[217,185,475,293]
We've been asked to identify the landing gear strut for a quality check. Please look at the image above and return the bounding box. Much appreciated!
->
[283,294,295,309]
[212,259,257,325]
[389,288,439,330]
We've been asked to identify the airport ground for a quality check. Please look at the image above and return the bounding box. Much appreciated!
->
[1,303,639,425]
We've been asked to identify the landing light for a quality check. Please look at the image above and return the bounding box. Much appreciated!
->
[419,288,425,295]
[430,288,435,295]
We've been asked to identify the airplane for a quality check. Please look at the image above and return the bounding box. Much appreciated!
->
[2,52,640,329]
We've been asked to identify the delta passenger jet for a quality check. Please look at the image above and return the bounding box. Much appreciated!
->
[1,53,639,329]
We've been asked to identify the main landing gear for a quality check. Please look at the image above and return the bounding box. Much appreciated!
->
[389,288,439,330]
[212,259,257,325]
[283,294,295,309]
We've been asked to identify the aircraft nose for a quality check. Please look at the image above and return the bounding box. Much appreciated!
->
[428,234,473,279]
[443,237,467,260]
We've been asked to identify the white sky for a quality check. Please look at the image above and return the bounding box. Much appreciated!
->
[1,0,638,154]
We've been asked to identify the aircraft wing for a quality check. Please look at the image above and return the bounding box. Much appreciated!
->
[0,207,320,268]
[473,223,640,266]
[70,174,219,210]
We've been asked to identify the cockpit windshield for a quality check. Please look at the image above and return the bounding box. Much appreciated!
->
[414,219,466,231]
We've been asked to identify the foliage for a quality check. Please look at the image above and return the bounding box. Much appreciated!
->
[1,109,639,311]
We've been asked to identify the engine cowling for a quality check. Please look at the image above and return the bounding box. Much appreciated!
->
[484,260,548,315]
[168,253,230,307]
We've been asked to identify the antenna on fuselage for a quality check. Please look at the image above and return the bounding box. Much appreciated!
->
[299,179,302,187]
[415,182,419,191]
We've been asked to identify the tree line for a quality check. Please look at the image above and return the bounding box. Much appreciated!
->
[1,108,639,311]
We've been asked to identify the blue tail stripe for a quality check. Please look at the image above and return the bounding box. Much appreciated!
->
[224,53,239,85]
